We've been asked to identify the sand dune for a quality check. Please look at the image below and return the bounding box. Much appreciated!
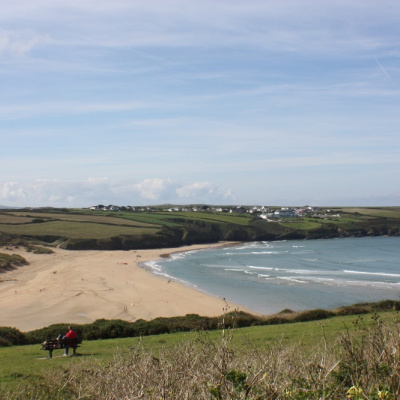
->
[0,243,246,332]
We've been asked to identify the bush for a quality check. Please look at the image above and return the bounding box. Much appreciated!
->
[26,324,74,344]
[292,309,335,322]
[12,300,400,345]
[0,327,27,346]
[371,300,400,311]
[26,245,54,254]
[0,338,11,347]
[335,305,369,316]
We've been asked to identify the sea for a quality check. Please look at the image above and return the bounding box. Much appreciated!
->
[144,237,400,315]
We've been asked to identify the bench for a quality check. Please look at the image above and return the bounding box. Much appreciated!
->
[41,337,82,358]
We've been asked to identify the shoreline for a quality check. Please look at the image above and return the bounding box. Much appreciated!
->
[0,242,251,332]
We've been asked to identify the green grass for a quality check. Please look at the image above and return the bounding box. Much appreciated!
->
[0,221,160,239]
[7,211,159,228]
[114,212,183,227]
[1,206,398,250]
[0,214,35,224]
[278,218,324,230]
[0,311,396,392]
[157,211,253,226]
[335,207,400,219]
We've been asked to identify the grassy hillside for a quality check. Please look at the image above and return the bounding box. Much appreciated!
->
[0,206,399,250]
[1,310,399,399]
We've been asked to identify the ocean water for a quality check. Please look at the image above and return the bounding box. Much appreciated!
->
[145,237,400,315]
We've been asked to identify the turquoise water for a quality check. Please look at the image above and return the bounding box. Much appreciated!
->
[145,237,400,314]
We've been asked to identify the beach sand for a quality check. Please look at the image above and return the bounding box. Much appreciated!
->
[0,243,248,332]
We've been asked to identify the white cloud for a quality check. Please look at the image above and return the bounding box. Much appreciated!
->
[0,178,233,207]
[0,181,27,200]
[176,182,214,198]
[133,178,177,200]
[176,181,235,203]
[0,1,398,207]
[0,30,50,56]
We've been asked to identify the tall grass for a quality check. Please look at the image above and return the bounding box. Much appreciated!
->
[3,314,400,399]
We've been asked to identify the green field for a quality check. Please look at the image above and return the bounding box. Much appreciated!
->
[0,206,399,250]
[0,314,384,383]
[1,311,399,399]
[0,220,159,239]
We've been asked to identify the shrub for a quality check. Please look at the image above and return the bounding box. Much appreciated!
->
[0,338,11,347]
[26,324,73,344]
[335,305,369,316]
[292,308,335,322]
[0,327,27,346]
[26,245,54,254]
[371,300,400,311]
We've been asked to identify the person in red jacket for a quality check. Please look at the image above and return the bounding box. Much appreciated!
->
[64,326,78,356]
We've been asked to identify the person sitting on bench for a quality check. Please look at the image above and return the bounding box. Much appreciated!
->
[64,326,78,356]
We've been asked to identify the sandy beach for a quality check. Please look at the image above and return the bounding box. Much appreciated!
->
[0,242,248,332]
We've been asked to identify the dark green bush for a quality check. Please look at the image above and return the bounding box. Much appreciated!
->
[335,305,369,316]
[0,327,27,346]
[264,317,288,325]
[0,338,11,347]
[292,309,335,323]
[26,324,76,344]
[371,300,400,311]
[6,300,399,346]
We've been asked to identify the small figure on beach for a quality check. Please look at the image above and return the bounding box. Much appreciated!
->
[64,326,78,356]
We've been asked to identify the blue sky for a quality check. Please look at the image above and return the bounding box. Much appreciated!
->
[1,0,399,207]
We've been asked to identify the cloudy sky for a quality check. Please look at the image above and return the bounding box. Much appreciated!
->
[1,0,399,207]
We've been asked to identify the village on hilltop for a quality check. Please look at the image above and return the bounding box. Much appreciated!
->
[88,204,340,221]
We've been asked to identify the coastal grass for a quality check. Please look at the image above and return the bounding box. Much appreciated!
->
[1,311,399,399]
[0,252,28,274]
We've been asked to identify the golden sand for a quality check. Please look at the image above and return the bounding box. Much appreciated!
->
[0,243,248,331]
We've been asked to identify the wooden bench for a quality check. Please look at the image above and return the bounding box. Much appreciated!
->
[41,337,82,358]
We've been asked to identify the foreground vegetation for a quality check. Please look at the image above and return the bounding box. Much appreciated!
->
[0,206,399,250]
[1,300,398,347]
[1,311,400,399]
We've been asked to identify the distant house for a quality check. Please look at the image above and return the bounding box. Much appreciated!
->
[274,207,298,218]
[260,213,274,220]
[230,206,246,214]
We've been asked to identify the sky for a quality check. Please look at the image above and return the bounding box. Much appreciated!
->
[1,0,399,208]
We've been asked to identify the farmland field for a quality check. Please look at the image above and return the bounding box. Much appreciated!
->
[0,206,398,250]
